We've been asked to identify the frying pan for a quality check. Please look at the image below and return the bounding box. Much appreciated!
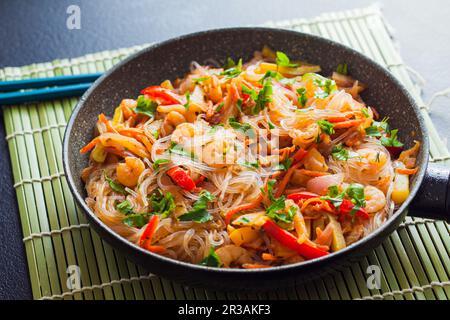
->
[63,27,450,290]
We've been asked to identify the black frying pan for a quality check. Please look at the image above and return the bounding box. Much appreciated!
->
[63,27,450,290]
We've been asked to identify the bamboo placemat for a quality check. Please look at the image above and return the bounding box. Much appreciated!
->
[1,4,449,300]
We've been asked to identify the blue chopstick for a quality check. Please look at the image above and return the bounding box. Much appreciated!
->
[0,82,93,105]
[0,73,102,91]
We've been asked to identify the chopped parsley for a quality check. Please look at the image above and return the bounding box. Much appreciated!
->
[152,159,170,170]
[192,76,210,84]
[273,158,293,171]
[168,142,195,159]
[229,117,255,137]
[178,191,215,223]
[215,102,224,112]
[321,185,345,210]
[134,95,158,118]
[259,70,282,83]
[361,107,370,118]
[117,202,148,228]
[252,77,272,115]
[149,189,176,218]
[183,91,191,109]
[236,99,243,112]
[365,117,389,137]
[123,214,148,228]
[380,129,404,148]
[221,58,242,79]
[237,159,260,169]
[336,63,348,75]
[262,180,296,227]
[241,85,258,101]
[297,87,308,107]
[314,78,336,99]
[116,200,134,215]
[104,173,127,194]
[199,247,222,267]
[317,120,335,135]
[275,51,298,68]
[321,184,366,215]
[331,144,357,161]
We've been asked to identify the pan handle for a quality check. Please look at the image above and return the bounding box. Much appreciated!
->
[409,163,450,221]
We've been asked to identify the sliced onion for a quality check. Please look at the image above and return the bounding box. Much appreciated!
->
[306,173,344,195]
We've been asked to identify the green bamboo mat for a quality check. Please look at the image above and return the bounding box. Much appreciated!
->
[2,4,450,300]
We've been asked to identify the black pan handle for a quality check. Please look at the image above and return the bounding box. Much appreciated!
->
[409,163,450,221]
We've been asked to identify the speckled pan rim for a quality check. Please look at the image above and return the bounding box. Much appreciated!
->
[63,27,429,275]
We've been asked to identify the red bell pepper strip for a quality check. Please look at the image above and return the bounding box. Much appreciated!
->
[287,191,319,203]
[138,215,160,249]
[287,192,370,219]
[193,175,206,186]
[140,86,183,105]
[262,219,329,260]
[335,199,370,219]
[292,148,308,163]
[167,166,196,191]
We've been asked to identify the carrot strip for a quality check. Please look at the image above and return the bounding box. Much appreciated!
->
[315,225,333,247]
[98,113,118,133]
[137,134,153,154]
[274,161,302,198]
[242,263,271,269]
[396,167,418,175]
[292,148,308,163]
[147,245,166,253]
[103,147,132,158]
[296,169,330,177]
[261,253,277,261]
[117,128,145,137]
[224,194,263,225]
[333,119,363,129]
[300,197,323,211]
[80,137,99,154]
[325,116,349,123]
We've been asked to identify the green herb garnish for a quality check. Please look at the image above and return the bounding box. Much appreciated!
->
[199,247,222,267]
[276,51,298,68]
[380,129,404,148]
[149,189,176,218]
[221,58,242,79]
[116,200,134,215]
[193,76,210,84]
[273,158,293,171]
[331,144,357,161]
[183,91,191,109]
[317,120,335,135]
[321,185,345,210]
[215,102,224,112]
[314,79,336,99]
[297,87,308,107]
[104,173,127,194]
[123,214,148,228]
[178,191,215,223]
[336,63,348,75]
[237,159,260,169]
[134,95,158,118]
[152,159,170,170]
[229,117,255,137]
[252,77,272,115]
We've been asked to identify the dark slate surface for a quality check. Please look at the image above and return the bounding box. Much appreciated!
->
[0,0,449,299]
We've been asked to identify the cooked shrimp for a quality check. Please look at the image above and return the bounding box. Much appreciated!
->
[364,185,386,213]
[214,245,252,267]
[201,130,237,167]
[116,157,145,187]
[290,122,320,146]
